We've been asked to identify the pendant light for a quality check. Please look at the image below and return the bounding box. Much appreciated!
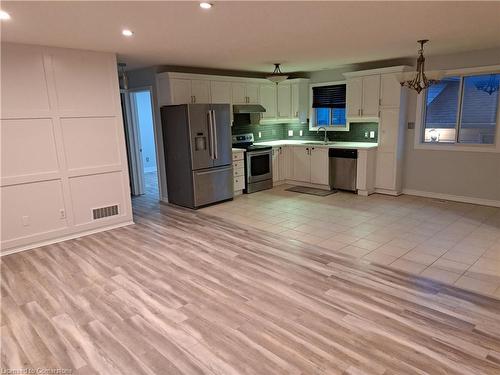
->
[474,74,500,95]
[400,40,442,94]
[266,63,288,84]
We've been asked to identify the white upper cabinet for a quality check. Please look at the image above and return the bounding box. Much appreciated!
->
[232,82,260,104]
[346,75,380,119]
[260,84,277,118]
[170,79,192,105]
[210,81,232,104]
[191,80,210,103]
[380,73,403,107]
[277,84,292,118]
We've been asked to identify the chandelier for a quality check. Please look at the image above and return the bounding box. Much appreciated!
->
[266,63,288,84]
[400,40,441,94]
[474,74,499,95]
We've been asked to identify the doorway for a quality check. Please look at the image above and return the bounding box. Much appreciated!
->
[122,88,160,198]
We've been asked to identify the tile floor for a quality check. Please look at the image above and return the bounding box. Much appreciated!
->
[200,184,500,299]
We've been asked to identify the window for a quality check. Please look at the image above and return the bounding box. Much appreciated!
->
[312,84,347,129]
[423,73,499,145]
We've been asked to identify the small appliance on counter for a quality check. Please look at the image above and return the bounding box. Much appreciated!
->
[232,133,273,193]
[161,103,233,209]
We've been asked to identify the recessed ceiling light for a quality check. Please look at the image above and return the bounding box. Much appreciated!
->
[122,29,134,37]
[0,10,11,20]
[199,2,212,9]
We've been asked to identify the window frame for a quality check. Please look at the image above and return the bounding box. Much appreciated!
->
[309,80,350,132]
[415,65,500,153]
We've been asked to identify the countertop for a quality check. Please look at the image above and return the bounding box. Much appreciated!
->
[253,140,378,150]
[232,148,246,152]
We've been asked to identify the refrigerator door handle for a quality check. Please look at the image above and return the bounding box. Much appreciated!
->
[211,110,218,159]
[207,111,214,159]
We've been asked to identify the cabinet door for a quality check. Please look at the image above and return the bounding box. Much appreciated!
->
[291,84,299,118]
[378,108,399,152]
[246,83,260,104]
[380,74,401,107]
[231,82,247,104]
[292,146,310,182]
[375,151,396,190]
[281,146,291,180]
[171,78,192,104]
[260,84,277,119]
[210,81,231,104]
[272,147,280,182]
[310,148,330,185]
[191,80,210,103]
[277,84,291,118]
[361,75,380,117]
[346,77,362,117]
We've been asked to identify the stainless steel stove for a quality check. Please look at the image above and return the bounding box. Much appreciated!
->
[232,133,273,193]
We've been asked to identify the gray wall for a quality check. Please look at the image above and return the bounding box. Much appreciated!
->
[403,48,500,202]
[309,47,500,202]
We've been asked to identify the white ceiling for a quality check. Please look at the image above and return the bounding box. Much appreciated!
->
[2,1,500,73]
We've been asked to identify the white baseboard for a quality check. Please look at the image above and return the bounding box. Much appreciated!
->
[1,221,135,257]
[402,189,500,208]
[375,188,402,196]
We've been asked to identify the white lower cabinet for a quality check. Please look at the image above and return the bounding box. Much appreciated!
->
[232,150,245,194]
[375,151,396,191]
[272,146,291,184]
[290,146,330,187]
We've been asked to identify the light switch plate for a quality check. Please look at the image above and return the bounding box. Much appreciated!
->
[369,131,375,138]
[288,130,294,137]
[258,131,262,138]
[299,130,303,136]
[22,215,30,227]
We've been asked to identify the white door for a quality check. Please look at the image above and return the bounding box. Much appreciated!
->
[361,75,380,117]
[211,81,231,104]
[191,80,210,103]
[171,78,192,104]
[272,147,280,182]
[232,82,247,104]
[277,84,291,118]
[246,83,260,104]
[310,147,329,185]
[346,77,362,118]
[260,84,277,119]
[292,146,310,182]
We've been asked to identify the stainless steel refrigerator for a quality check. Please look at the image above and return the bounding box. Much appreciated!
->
[161,104,233,209]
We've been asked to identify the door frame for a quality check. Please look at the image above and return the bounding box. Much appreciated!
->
[125,86,160,197]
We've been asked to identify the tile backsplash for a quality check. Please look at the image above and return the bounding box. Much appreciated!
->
[232,121,378,142]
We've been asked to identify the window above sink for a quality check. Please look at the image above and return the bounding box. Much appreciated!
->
[309,81,349,132]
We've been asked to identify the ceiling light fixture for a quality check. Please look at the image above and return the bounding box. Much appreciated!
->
[0,10,11,20]
[266,64,288,84]
[199,2,212,9]
[122,29,134,37]
[400,40,442,94]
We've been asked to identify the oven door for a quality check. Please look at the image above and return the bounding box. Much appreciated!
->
[246,149,272,183]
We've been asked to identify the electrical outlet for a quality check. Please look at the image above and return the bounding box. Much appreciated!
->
[288,130,294,137]
[369,131,375,139]
[364,131,369,138]
[22,215,30,227]
[258,131,262,138]
[299,130,303,136]
[59,209,66,219]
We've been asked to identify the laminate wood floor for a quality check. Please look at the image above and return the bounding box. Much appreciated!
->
[2,193,500,374]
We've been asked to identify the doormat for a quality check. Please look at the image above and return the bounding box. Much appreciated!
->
[285,186,337,196]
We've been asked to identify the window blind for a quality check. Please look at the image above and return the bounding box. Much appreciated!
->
[312,84,346,108]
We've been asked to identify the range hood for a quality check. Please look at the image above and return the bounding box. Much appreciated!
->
[233,104,266,114]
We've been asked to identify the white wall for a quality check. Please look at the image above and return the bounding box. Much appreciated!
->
[135,91,157,173]
[1,43,133,254]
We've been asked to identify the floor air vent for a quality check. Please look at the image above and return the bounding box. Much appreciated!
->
[92,205,119,220]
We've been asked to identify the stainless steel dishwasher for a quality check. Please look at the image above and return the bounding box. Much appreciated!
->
[329,148,358,191]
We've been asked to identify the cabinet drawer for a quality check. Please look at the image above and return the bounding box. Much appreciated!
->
[232,152,244,161]
[234,176,245,191]
[232,160,244,169]
[233,167,244,177]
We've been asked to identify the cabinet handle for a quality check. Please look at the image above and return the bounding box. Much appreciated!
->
[358,109,361,116]
[361,109,363,116]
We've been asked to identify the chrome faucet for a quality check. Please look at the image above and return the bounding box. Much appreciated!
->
[317,126,328,144]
